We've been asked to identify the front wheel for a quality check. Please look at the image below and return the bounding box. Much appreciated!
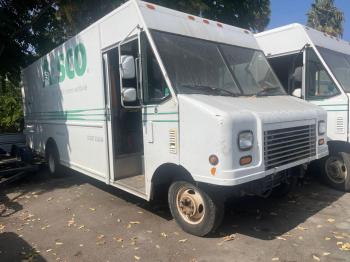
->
[321,152,350,192]
[168,181,224,237]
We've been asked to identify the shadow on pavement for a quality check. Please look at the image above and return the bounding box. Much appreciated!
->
[214,176,345,239]
[1,167,345,240]
[0,232,46,261]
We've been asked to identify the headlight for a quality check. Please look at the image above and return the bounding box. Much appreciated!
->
[238,131,254,150]
[318,120,326,135]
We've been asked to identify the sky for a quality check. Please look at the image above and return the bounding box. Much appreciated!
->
[268,0,350,41]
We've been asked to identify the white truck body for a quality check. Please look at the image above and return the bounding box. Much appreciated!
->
[22,3,327,204]
[256,23,350,191]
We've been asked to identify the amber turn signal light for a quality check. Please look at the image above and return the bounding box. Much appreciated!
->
[240,156,252,166]
[318,138,325,145]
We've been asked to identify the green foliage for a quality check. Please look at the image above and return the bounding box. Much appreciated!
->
[307,0,344,37]
[0,78,23,132]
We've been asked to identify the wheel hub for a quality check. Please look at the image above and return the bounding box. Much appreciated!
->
[176,187,205,225]
[326,156,347,184]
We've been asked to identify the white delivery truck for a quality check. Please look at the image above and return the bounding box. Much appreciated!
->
[256,24,350,192]
[22,2,328,236]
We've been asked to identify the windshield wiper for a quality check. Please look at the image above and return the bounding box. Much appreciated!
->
[256,86,282,97]
[181,85,240,97]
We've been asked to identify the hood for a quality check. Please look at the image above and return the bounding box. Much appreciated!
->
[178,94,326,124]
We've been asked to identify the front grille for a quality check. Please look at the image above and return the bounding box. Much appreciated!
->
[264,124,316,170]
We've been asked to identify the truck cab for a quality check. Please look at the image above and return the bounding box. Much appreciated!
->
[256,23,350,192]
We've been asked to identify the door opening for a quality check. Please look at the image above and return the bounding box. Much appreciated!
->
[104,38,145,194]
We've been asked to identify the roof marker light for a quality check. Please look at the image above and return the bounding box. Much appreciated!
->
[146,4,155,10]
[217,23,223,28]
[188,15,195,21]
[203,19,209,24]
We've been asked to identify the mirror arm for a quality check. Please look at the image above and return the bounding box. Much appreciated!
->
[135,57,143,105]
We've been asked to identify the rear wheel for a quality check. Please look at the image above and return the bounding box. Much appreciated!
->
[45,143,63,178]
[168,181,224,237]
[321,152,350,192]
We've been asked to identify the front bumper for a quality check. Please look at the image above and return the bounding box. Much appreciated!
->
[192,147,328,187]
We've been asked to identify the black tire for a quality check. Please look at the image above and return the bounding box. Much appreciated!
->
[320,152,350,192]
[45,143,63,178]
[168,181,224,237]
[271,175,298,198]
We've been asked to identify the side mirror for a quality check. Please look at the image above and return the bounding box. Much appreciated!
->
[122,87,137,102]
[120,55,135,79]
[292,88,302,98]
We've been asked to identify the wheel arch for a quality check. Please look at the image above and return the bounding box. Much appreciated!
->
[150,163,194,200]
[327,140,350,154]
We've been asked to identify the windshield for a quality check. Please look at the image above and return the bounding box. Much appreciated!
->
[151,30,285,97]
[317,46,350,92]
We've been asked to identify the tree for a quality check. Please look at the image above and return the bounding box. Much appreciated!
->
[0,76,23,132]
[0,0,271,131]
[307,0,344,38]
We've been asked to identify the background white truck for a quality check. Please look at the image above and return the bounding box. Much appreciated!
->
[22,1,328,236]
[256,24,350,192]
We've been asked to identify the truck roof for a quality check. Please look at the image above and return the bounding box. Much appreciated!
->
[255,23,350,57]
[23,0,259,72]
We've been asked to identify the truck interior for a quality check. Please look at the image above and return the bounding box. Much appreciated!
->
[267,48,340,99]
[268,53,303,95]
[103,32,169,196]
[103,38,145,195]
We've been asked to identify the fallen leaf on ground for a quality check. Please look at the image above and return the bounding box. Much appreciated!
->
[339,242,350,251]
[297,226,308,231]
[47,197,53,201]
[335,236,344,239]
[223,234,236,242]
[178,239,187,243]
[134,255,140,260]
[323,252,330,256]
[68,217,75,227]
[312,254,320,261]
[46,249,53,252]
[272,258,279,261]
[89,208,96,211]
[327,218,335,223]
[316,225,323,228]
[129,221,140,224]
[114,237,123,242]
[277,236,287,241]
[55,242,63,246]
[161,232,168,238]
[97,234,105,240]
[325,237,331,241]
